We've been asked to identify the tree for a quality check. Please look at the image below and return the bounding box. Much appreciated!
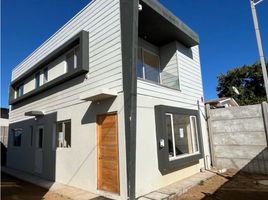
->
[216,62,267,106]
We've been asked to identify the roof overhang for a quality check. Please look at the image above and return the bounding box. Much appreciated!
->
[25,111,44,117]
[80,88,117,102]
[139,0,199,47]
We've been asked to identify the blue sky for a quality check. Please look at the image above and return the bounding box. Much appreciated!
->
[1,0,268,108]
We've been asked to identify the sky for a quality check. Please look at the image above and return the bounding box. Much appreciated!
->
[1,0,268,108]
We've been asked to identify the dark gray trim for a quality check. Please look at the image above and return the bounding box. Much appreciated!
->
[154,105,204,175]
[139,0,199,47]
[25,111,44,117]
[9,31,89,105]
[120,0,138,199]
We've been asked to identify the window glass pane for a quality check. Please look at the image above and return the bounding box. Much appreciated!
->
[17,84,24,97]
[190,116,199,153]
[43,68,48,83]
[35,72,40,88]
[56,121,71,148]
[56,123,63,147]
[143,50,160,83]
[165,114,174,158]
[13,129,22,146]
[66,52,75,72]
[30,126,33,146]
[38,128,43,148]
[137,48,143,78]
[64,121,71,148]
[74,47,80,69]
[173,114,192,156]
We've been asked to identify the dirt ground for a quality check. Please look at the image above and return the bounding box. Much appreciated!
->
[1,173,68,200]
[2,170,268,200]
[176,169,268,200]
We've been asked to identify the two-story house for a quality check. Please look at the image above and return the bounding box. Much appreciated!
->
[7,0,211,199]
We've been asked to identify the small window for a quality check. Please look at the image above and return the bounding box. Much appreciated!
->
[74,47,80,69]
[16,84,24,98]
[56,120,71,148]
[66,46,80,72]
[66,51,75,72]
[43,68,48,84]
[12,129,22,147]
[35,72,41,88]
[30,126,34,146]
[37,127,43,148]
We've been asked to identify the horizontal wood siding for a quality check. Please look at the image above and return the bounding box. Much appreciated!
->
[10,0,122,123]
[137,44,204,106]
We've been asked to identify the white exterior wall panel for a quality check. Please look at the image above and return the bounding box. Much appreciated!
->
[9,0,122,123]
[8,0,127,199]
[136,44,210,197]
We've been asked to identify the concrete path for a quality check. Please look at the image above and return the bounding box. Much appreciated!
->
[138,171,215,200]
[1,167,100,200]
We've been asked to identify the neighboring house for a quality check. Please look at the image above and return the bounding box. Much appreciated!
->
[1,107,9,165]
[206,97,239,108]
[7,0,211,199]
[0,108,9,147]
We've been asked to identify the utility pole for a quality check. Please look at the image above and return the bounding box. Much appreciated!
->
[250,0,268,101]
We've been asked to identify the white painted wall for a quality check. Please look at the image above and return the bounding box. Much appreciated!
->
[0,118,9,127]
[135,43,210,197]
[8,0,126,199]
[47,54,67,82]
[23,76,35,94]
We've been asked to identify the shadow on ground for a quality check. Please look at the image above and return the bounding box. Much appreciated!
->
[1,172,111,200]
[201,170,268,200]
[1,172,49,200]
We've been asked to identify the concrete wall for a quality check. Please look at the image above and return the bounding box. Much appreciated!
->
[207,103,268,174]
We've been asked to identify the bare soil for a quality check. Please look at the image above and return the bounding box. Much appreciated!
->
[175,169,268,200]
[1,173,68,200]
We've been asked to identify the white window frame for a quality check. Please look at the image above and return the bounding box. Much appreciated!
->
[65,45,79,72]
[166,113,200,161]
[43,67,48,84]
[55,120,71,149]
[139,48,161,84]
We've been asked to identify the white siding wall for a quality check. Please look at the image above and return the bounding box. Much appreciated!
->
[23,75,35,94]
[8,0,126,199]
[9,0,123,123]
[47,54,67,81]
[136,43,210,197]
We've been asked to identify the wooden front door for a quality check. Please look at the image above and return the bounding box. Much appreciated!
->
[97,113,120,194]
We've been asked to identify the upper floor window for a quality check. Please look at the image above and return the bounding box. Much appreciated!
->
[43,68,48,84]
[137,48,160,83]
[66,46,80,72]
[16,83,24,98]
[35,72,41,88]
